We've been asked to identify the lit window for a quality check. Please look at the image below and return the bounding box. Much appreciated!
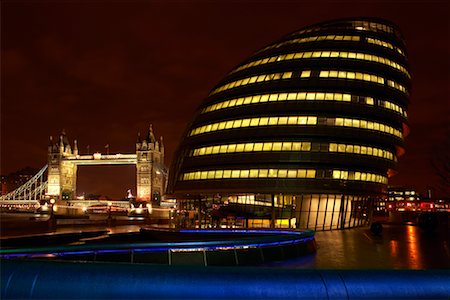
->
[282,142,292,151]
[278,169,287,177]
[244,143,254,152]
[297,170,306,178]
[278,117,288,125]
[287,170,297,178]
[253,143,263,151]
[272,142,282,151]
[333,170,341,179]
[306,170,316,178]
[259,169,268,177]
[249,169,259,178]
[302,142,311,151]
[207,171,215,179]
[263,143,273,151]
[211,146,220,154]
[301,70,311,78]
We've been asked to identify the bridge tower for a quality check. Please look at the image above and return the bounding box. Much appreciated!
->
[136,125,166,203]
[47,131,78,200]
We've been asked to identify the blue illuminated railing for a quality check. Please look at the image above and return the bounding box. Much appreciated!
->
[0,229,316,265]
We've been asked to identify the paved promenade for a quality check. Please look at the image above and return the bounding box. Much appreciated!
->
[265,224,449,269]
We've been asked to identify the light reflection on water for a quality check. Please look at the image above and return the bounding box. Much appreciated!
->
[405,225,421,269]
[263,225,449,269]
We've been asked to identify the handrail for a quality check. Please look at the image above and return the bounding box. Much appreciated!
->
[1,260,449,299]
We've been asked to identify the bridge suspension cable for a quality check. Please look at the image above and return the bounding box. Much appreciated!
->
[0,165,48,202]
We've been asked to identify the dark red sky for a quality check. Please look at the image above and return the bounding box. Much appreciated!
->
[1,1,449,199]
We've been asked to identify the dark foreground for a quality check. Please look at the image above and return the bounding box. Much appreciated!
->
[267,223,450,269]
[1,213,449,299]
[1,212,448,269]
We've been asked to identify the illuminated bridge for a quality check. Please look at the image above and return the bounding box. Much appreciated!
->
[0,126,168,207]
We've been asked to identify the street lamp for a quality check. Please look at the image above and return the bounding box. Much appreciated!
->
[49,198,55,218]
[48,198,56,227]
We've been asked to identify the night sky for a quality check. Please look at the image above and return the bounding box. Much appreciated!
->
[1,1,449,199]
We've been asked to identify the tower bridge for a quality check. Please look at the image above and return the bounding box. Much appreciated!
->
[1,125,168,205]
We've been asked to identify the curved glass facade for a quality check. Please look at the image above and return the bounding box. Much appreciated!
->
[168,18,410,230]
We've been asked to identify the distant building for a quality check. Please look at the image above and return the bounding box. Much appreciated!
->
[385,186,421,212]
[168,18,411,230]
[1,167,39,195]
[384,186,448,212]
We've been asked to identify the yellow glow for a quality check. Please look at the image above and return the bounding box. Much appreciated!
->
[257,34,360,54]
[182,168,316,180]
[181,168,386,184]
[189,116,317,136]
[332,117,402,138]
[210,71,301,95]
[190,115,402,139]
[353,21,394,35]
[320,70,395,87]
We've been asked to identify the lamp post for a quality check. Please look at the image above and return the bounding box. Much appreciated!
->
[49,198,55,218]
[49,198,56,227]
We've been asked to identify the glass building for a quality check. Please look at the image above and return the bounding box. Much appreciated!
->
[167,18,411,230]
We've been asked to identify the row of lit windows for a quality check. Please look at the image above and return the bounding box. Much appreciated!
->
[329,143,394,160]
[261,28,402,57]
[380,100,406,116]
[210,71,297,95]
[332,169,388,184]
[334,117,402,138]
[320,70,381,84]
[192,142,312,156]
[181,168,316,180]
[353,21,394,35]
[189,116,317,136]
[203,92,349,112]
[387,80,407,93]
[319,70,408,94]
[257,35,360,54]
[232,50,409,78]
[201,92,407,118]
[181,168,387,184]
[366,37,405,56]
[289,21,395,37]
[190,141,395,161]
[189,116,402,139]
[211,70,407,96]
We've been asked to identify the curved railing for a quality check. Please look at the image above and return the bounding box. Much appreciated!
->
[0,229,316,266]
